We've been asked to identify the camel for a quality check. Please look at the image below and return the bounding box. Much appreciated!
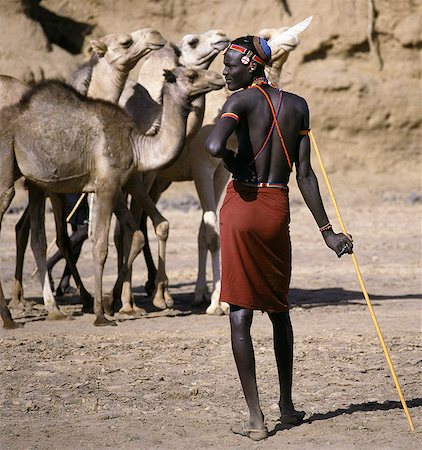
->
[0,75,29,109]
[0,67,224,329]
[5,28,167,320]
[133,18,314,315]
[116,30,231,315]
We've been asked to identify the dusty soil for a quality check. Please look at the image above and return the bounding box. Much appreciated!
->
[0,1,420,448]
[1,176,421,449]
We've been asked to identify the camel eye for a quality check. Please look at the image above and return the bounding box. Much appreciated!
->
[188,71,198,81]
[120,38,133,49]
[188,37,199,49]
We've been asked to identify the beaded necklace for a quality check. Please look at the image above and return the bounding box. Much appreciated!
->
[248,76,277,89]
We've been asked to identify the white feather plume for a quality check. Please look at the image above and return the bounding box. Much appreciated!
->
[259,16,313,78]
[267,16,313,49]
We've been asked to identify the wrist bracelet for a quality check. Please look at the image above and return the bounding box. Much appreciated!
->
[319,223,332,232]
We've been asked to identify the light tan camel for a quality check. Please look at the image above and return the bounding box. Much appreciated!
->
[117,30,231,315]
[0,67,224,329]
[5,28,166,320]
[133,18,314,315]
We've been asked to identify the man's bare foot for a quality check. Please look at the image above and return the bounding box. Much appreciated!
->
[279,409,305,425]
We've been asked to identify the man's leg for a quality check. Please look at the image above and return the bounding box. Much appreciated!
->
[268,311,305,423]
[230,306,266,430]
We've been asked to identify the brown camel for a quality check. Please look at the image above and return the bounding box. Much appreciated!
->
[0,66,224,329]
[5,27,166,319]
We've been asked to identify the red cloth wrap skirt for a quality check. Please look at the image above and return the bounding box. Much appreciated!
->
[219,180,291,312]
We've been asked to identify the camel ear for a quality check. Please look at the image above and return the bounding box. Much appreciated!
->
[169,42,181,58]
[163,69,177,83]
[90,40,107,58]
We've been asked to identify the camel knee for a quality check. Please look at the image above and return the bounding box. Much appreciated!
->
[0,186,15,217]
[93,245,108,267]
[155,219,169,241]
[203,211,219,252]
[132,229,145,253]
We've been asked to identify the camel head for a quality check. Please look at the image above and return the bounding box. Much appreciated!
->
[89,28,166,72]
[163,67,225,102]
[178,30,230,70]
[259,16,313,72]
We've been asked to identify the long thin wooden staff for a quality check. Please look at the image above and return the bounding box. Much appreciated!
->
[309,130,415,432]
[31,193,87,277]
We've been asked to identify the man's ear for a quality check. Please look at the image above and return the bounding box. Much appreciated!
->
[248,61,258,73]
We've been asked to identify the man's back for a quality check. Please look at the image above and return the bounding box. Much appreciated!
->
[223,84,309,184]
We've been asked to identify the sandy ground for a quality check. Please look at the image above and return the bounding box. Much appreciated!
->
[0,174,421,449]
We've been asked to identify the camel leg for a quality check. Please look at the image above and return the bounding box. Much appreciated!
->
[0,184,22,329]
[10,205,32,307]
[28,186,66,320]
[127,176,172,310]
[111,195,138,315]
[92,190,117,326]
[111,191,145,314]
[48,193,93,313]
[138,211,156,296]
[141,176,171,296]
[208,162,230,315]
[191,172,223,312]
[112,193,145,315]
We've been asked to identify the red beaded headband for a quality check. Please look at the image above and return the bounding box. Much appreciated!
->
[227,43,267,66]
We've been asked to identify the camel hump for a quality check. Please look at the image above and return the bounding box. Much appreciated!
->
[19,79,84,111]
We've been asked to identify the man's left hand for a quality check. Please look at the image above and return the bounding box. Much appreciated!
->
[323,231,353,258]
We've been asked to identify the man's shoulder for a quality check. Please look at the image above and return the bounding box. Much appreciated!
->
[222,90,250,112]
[281,90,307,105]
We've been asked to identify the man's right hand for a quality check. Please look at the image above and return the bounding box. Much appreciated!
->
[223,151,257,182]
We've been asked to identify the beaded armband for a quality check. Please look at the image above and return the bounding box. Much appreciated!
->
[221,112,239,122]
[319,223,333,232]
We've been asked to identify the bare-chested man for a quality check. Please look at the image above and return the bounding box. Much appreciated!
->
[206,35,353,441]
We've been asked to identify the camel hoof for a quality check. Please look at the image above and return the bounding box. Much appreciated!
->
[118,306,147,316]
[206,305,225,316]
[47,310,68,321]
[152,296,167,310]
[3,320,24,330]
[9,298,35,309]
[164,293,174,309]
[80,291,94,313]
[132,305,147,316]
[102,295,115,316]
[192,289,211,307]
[192,297,204,307]
[94,316,117,327]
[220,301,230,315]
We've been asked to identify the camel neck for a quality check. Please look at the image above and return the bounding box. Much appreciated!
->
[87,58,128,103]
[186,95,205,140]
[133,84,190,172]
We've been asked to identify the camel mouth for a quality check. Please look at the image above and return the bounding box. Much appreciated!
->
[193,49,222,69]
[148,40,166,50]
[212,39,230,51]
[189,79,225,98]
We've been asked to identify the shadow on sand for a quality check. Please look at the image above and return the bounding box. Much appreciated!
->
[9,283,421,325]
[269,398,422,435]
